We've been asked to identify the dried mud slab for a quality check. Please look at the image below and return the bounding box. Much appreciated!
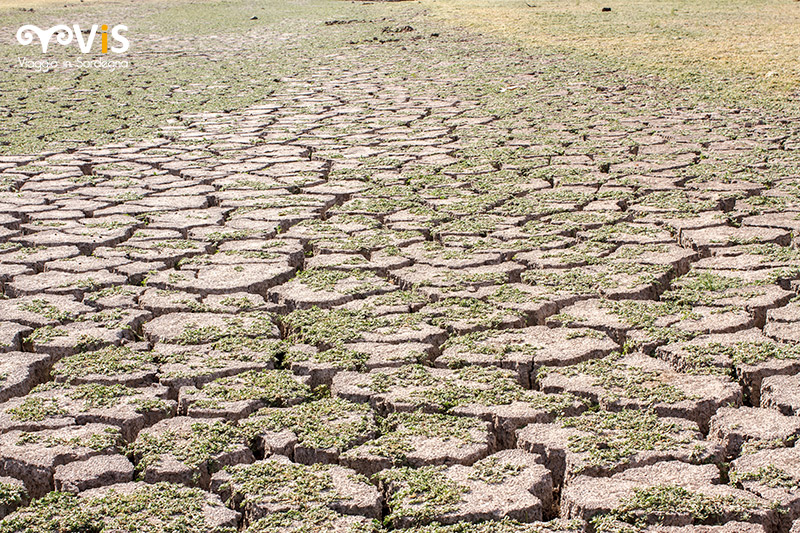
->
[538,352,741,431]
[437,326,618,387]
[0,383,175,441]
[662,269,795,326]
[517,408,722,488]
[644,525,768,533]
[760,374,800,415]
[285,341,433,388]
[521,260,674,301]
[53,454,134,493]
[269,268,395,310]
[332,364,584,446]
[154,337,285,391]
[417,297,527,334]
[0,295,91,329]
[377,450,552,528]
[550,298,755,352]
[129,417,253,489]
[241,506,379,533]
[432,283,582,326]
[562,462,780,532]
[0,423,124,497]
[0,351,51,403]
[179,369,312,420]
[143,312,279,345]
[765,300,800,344]
[390,519,584,533]
[211,456,381,523]
[0,481,239,531]
[707,406,800,459]
[51,345,160,387]
[241,398,378,464]
[656,329,800,405]
[283,307,447,348]
[391,263,525,294]
[730,447,800,525]
[341,411,494,476]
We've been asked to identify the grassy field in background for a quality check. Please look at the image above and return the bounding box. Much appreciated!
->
[420,0,800,111]
[0,0,102,7]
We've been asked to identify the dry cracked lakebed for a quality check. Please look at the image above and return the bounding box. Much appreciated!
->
[1,0,800,531]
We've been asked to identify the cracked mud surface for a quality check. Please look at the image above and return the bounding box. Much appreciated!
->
[1,1,800,532]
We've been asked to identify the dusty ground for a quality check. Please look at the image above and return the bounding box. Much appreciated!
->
[0,0,799,532]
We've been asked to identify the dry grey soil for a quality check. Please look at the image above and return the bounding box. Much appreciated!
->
[0,2,800,533]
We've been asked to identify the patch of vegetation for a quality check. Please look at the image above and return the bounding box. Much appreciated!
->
[292,268,377,293]
[67,383,137,409]
[128,420,247,476]
[0,482,236,532]
[223,460,345,509]
[663,271,753,307]
[83,285,137,303]
[16,427,123,452]
[742,243,800,263]
[288,345,370,371]
[346,412,484,466]
[468,456,524,484]
[591,485,758,532]
[6,397,67,422]
[52,345,157,382]
[635,191,718,214]
[283,307,388,346]
[23,326,68,345]
[377,466,467,526]
[243,507,381,533]
[211,336,284,360]
[17,299,75,322]
[730,464,798,489]
[522,268,607,295]
[561,409,692,470]
[685,340,800,369]
[0,481,25,510]
[241,398,376,450]
[190,370,311,407]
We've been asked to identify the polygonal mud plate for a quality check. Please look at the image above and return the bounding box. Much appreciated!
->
[241,398,378,465]
[377,450,552,528]
[211,456,381,523]
[0,382,174,441]
[538,352,741,432]
[564,461,780,532]
[340,411,494,476]
[517,408,723,488]
[129,417,254,489]
[179,369,311,420]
